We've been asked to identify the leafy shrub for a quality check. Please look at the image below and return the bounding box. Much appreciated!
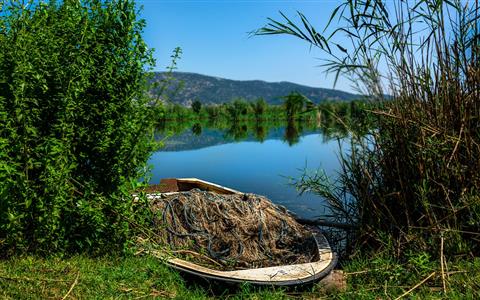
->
[0,0,158,256]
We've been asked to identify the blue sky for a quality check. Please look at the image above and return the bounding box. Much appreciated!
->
[137,0,352,92]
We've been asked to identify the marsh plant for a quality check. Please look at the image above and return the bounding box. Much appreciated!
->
[0,0,159,255]
[258,0,480,256]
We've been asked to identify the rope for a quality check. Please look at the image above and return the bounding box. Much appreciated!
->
[148,189,317,270]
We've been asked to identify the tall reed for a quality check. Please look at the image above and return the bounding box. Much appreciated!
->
[258,0,480,256]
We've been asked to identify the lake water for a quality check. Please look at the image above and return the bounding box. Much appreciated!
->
[148,127,343,219]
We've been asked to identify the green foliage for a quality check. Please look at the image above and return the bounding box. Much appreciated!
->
[316,100,375,139]
[282,92,306,120]
[159,98,284,123]
[191,100,202,114]
[227,99,251,120]
[158,95,328,125]
[251,98,267,116]
[0,0,158,255]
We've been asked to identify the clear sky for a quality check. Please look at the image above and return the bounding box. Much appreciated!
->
[137,0,353,93]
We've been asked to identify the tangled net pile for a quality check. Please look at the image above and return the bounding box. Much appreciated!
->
[148,189,317,270]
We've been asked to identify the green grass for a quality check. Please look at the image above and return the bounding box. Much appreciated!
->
[0,256,203,299]
[1,255,479,299]
[0,255,290,299]
[340,255,480,300]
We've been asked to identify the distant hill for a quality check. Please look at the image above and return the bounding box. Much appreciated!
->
[150,72,359,106]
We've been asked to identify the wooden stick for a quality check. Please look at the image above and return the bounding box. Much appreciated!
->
[0,275,69,283]
[345,269,370,276]
[294,218,357,230]
[440,234,447,294]
[171,249,223,268]
[410,226,480,236]
[394,272,436,300]
[61,271,80,300]
[446,270,466,275]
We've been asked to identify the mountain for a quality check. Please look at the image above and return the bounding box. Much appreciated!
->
[150,72,359,106]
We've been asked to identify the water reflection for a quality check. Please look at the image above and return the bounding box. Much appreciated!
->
[151,104,372,219]
[225,123,249,141]
[157,119,328,151]
[191,123,202,136]
[284,121,301,146]
[254,121,267,142]
[149,131,345,219]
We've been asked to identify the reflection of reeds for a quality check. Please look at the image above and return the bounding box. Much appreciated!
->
[156,117,343,143]
[258,0,480,257]
[156,101,372,145]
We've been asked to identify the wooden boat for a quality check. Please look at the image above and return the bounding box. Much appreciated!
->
[140,178,337,286]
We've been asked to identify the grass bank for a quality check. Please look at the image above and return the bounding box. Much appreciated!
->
[1,255,479,299]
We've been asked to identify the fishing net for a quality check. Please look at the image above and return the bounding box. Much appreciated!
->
[145,189,318,271]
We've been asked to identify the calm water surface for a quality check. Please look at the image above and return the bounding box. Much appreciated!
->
[149,129,343,219]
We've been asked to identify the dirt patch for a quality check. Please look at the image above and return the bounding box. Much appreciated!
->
[146,189,317,271]
[139,179,179,193]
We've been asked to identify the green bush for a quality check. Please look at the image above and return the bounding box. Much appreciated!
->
[282,92,306,121]
[0,0,158,256]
